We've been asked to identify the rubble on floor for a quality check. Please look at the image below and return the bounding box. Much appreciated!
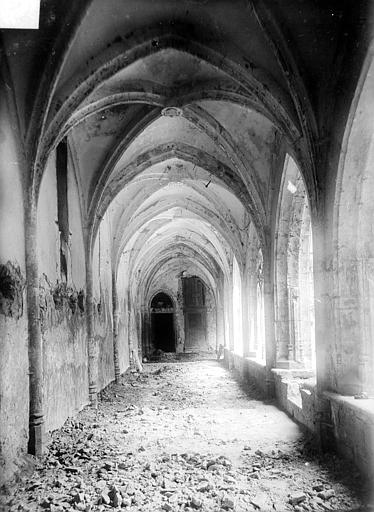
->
[0,362,371,511]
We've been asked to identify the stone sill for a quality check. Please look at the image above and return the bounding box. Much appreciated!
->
[271,367,316,380]
[272,369,316,409]
[323,391,374,422]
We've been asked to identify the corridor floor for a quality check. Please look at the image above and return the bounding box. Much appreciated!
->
[1,361,370,511]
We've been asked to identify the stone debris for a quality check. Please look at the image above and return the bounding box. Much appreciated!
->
[0,362,370,512]
[317,489,335,500]
[250,492,269,510]
[221,495,235,509]
[289,492,307,505]
[190,496,203,508]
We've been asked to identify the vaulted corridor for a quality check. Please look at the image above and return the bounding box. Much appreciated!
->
[0,0,374,505]
[0,361,369,511]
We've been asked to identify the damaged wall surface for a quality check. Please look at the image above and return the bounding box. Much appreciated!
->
[0,79,29,484]
[0,0,373,488]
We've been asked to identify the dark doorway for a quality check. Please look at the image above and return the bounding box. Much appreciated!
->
[150,293,175,352]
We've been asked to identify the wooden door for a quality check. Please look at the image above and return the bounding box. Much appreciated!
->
[182,276,207,351]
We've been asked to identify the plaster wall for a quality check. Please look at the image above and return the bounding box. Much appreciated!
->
[37,153,60,281]
[116,257,131,375]
[0,314,28,486]
[92,214,115,391]
[116,308,130,374]
[0,85,29,485]
[68,160,86,290]
[37,152,89,433]
[309,39,374,397]
[205,288,217,352]
[42,312,88,432]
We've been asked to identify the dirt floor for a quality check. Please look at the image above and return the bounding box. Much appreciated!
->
[1,361,372,511]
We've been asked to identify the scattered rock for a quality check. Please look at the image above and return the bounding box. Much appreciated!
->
[197,481,211,492]
[73,492,85,504]
[312,484,324,492]
[318,489,335,500]
[289,492,307,505]
[191,496,203,508]
[1,362,366,512]
[100,492,110,505]
[108,486,121,507]
[65,466,82,474]
[207,463,222,472]
[221,495,235,509]
[125,483,136,496]
[250,493,269,510]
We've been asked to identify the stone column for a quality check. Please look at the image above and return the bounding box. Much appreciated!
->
[216,281,225,350]
[86,250,98,404]
[248,273,258,358]
[227,283,234,352]
[241,275,251,357]
[263,246,276,396]
[26,195,45,456]
[112,271,120,382]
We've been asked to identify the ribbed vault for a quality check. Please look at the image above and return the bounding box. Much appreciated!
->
[50,17,317,346]
[2,0,373,481]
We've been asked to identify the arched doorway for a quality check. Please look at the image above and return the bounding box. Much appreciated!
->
[150,292,176,353]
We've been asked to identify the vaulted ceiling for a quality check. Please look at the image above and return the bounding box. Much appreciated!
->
[1,0,369,300]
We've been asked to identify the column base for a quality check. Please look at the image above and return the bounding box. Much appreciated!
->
[89,382,98,406]
[28,413,45,456]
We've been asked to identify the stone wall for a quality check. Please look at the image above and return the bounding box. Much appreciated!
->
[225,350,374,480]
[0,83,29,486]
[0,308,28,486]
[92,214,115,391]
[223,349,268,396]
[37,151,90,432]
[272,369,317,433]
[40,287,88,432]
[325,392,374,479]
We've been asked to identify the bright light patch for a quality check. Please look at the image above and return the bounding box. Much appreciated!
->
[0,0,40,29]
[287,180,297,194]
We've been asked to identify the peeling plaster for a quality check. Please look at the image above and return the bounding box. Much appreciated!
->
[0,261,25,320]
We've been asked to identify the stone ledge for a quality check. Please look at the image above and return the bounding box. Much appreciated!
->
[323,391,374,421]
[324,391,374,479]
[271,367,316,380]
